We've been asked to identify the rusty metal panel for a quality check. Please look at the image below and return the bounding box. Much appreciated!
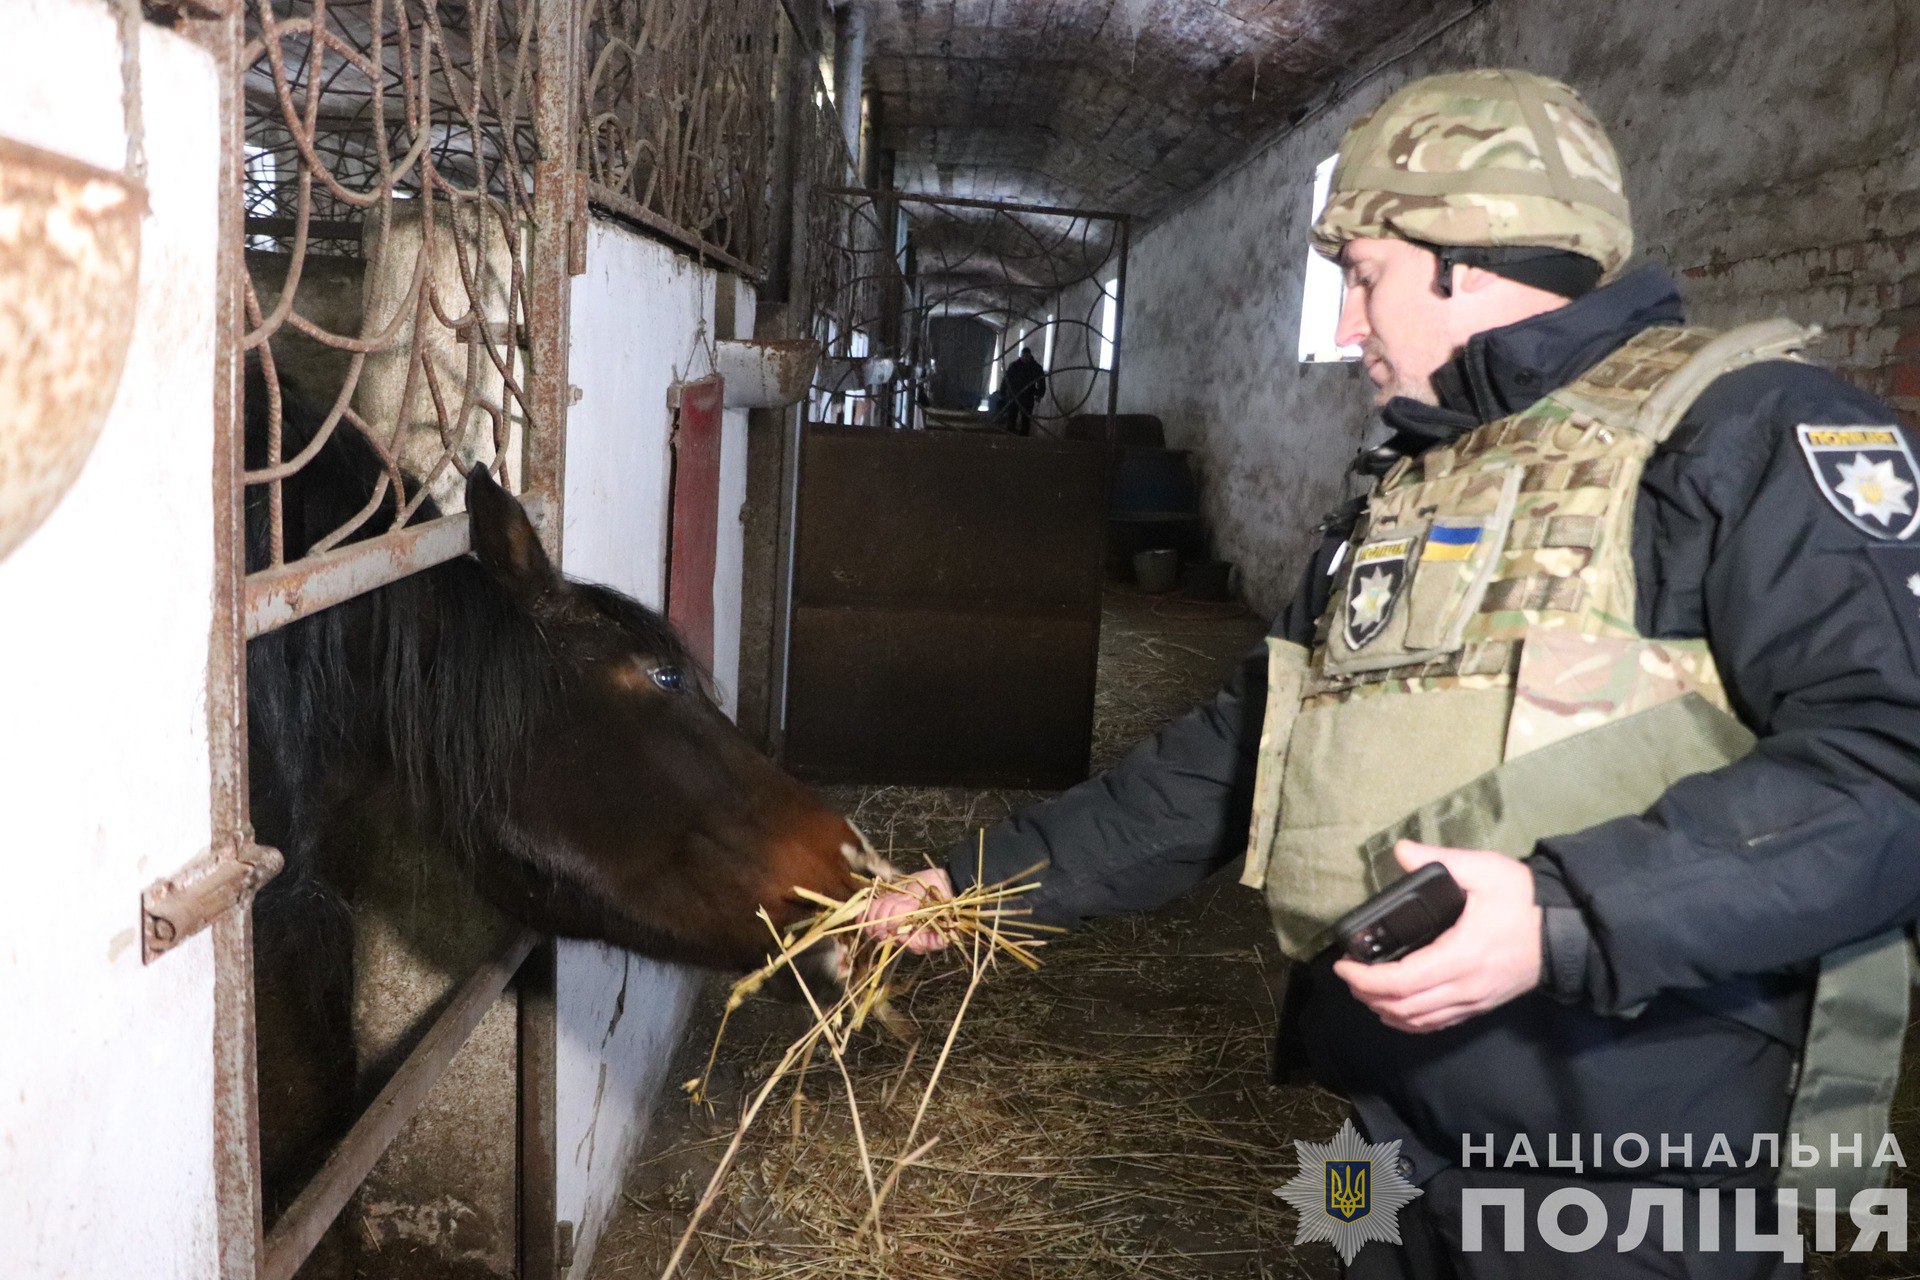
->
[783,427,1104,788]
[667,376,724,671]
[241,495,552,638]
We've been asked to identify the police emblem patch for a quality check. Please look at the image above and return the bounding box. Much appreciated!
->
[1276,1118,1422,1264]
[1797,425,1920,540]
[1326,1159,1370,1223]
[1344,537,1414,650]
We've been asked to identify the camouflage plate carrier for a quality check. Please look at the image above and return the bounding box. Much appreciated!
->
[1239,318,1909,1201]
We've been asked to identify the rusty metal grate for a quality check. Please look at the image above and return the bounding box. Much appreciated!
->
[579,0,780,276]
[796,74,859,339]
[240,0,545,632]
[810,189,1129,435]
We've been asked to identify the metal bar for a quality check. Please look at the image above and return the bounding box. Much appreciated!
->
[245,514,465,637]
[586,183,762,281]
[241,495,552,637]
[1105,218,1129,442]
[260,929,539,1280]
[185,0,267,1270]
[524,0,580,564]
[516,938,558,1280]
[820,186,1129,224]
[769,402,804,759]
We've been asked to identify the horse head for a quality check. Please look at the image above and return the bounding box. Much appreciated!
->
[453,465,889,972]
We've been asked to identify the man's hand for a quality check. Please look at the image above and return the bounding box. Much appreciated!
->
[857,866,954,954]
[1332,840,1541,1034]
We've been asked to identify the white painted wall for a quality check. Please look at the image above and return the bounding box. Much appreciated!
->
[714,274,757,717]
[555,219,752,1275]
[0,3,223,1274]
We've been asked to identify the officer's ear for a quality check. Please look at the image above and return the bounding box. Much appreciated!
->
[1451,263,1505,296]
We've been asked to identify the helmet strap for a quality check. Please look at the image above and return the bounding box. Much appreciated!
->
[1413,239,1604,299]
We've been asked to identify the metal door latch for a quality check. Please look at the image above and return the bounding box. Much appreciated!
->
[141,841,284,963]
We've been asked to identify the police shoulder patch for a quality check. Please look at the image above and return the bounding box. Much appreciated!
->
[1796,424,1920,540]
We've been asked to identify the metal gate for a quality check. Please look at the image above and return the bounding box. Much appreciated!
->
[806,189,1131,440]
[131,0,853,1275]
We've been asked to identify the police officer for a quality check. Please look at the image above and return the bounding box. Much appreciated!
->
[864,69,1920,1277]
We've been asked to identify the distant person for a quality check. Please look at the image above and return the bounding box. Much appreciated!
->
[1002,346,1047,435]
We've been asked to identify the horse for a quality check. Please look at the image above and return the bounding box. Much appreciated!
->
[244,364,885,1216]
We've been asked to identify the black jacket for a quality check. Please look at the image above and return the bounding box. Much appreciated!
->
[945,266,1920,1183]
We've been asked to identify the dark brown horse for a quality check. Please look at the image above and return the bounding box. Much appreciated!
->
[245,368,881,1214]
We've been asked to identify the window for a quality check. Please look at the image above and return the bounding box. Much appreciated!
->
[1298,153,1361,364]
[1096,278,1119,371]
[1042,312,1056,368]
[244,144,278,251]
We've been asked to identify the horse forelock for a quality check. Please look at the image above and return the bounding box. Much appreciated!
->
[566,582,715,703]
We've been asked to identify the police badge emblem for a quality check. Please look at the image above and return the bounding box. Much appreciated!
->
[1343,537,1414,650]
[1797,425,1920,540]
[1326,1159,1370,1223]
[1275,1118,1423,1264]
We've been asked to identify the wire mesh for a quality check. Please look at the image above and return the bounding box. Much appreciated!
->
[241,0,543,572]
[809,191,1127,434]
[580,0,780,274]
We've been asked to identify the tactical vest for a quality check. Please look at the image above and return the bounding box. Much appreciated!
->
[1240,320,1908,1200]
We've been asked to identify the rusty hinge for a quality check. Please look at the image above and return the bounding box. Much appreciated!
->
[142,841,284,964]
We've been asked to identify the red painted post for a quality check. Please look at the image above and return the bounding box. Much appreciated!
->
[668,376,726,670]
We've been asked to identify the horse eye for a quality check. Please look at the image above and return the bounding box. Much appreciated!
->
[649,666,686,694]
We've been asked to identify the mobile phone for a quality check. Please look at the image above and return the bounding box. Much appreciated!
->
[1333,863,1467,964]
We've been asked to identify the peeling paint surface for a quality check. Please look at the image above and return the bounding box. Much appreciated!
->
[1123,0,1920,620]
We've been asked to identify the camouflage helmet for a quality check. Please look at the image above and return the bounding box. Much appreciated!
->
[1311,69,1632,274]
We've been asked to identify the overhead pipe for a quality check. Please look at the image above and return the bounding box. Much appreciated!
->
[833,0,868,169]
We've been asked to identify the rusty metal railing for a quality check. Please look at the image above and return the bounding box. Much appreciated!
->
[579,0,780,277]
[239,0,547,625]
[809,189,1130,436]
[152,0,851,1273]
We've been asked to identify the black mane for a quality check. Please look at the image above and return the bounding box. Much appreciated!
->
[243,364,695,908]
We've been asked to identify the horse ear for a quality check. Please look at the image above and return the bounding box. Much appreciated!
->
[467,464,554,601]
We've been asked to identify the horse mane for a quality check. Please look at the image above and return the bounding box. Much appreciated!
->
[244,369,554,879]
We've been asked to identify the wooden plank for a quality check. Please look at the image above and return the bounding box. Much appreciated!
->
[783,427,1106,787]
[259,930,538,1280]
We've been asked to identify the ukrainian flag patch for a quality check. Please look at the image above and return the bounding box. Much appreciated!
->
[1421,522,1482,563]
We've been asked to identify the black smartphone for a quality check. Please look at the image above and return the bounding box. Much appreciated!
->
[1333,863,1467,964]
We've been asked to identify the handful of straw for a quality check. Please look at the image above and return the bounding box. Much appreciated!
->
[659,857,1055,1280]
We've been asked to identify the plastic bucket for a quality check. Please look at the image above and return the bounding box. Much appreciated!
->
[1133,548,1179,593]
